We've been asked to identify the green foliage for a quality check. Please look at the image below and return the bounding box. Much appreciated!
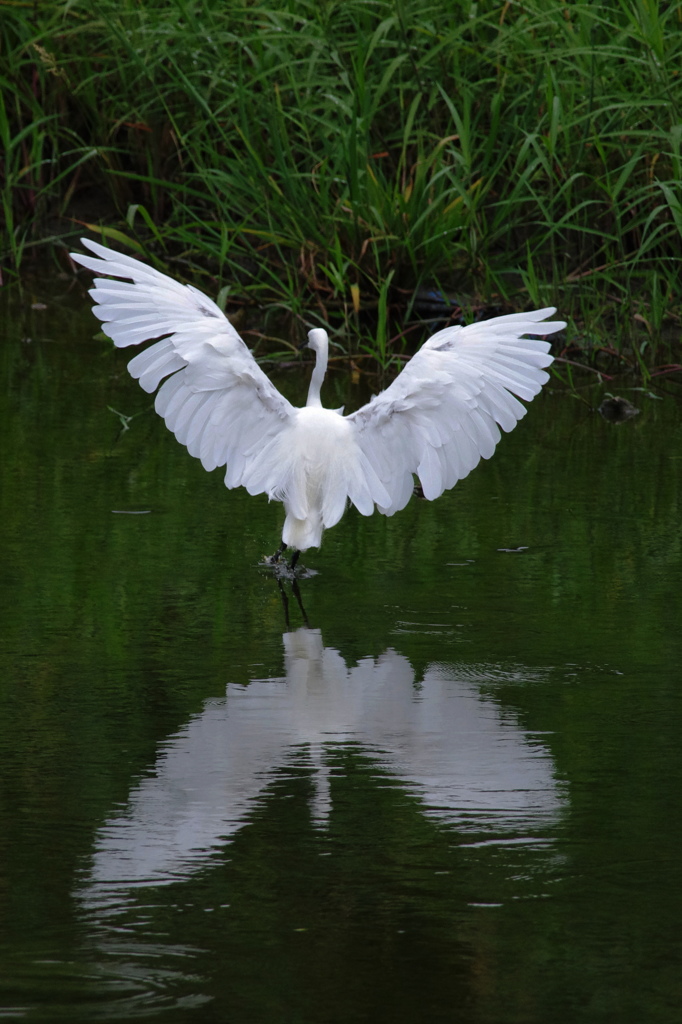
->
[1,0,681,365]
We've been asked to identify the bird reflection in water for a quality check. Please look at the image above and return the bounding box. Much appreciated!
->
[79,600,565,904]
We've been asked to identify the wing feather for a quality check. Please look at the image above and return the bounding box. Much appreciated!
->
[127,339,178,391]
[348,308,564,513]
[71,239,294,490]
[73,239,565,530]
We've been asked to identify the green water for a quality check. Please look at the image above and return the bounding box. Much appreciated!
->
[1,278,681,1022]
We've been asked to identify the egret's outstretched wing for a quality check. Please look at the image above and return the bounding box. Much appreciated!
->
[347,310,564,514]
[71,239,295,488]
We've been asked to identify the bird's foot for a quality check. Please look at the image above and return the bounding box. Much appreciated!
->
[260,545,296,577]
[260,545,318,579]
[262,545,286,566]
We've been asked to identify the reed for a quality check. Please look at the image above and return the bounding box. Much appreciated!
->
[2,0,681,370]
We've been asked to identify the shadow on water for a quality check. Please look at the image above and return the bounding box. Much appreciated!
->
[1,282,682,1021]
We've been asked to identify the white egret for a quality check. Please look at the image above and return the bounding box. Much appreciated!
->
[71,238,565,567]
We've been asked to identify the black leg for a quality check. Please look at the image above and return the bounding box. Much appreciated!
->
[276,577,308,629]
[266,543,286,564]
[291,579,310,627]
[289,549,301,571]
[277,578,291,629]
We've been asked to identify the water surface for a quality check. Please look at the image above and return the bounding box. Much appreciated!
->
[1,277,681,1022]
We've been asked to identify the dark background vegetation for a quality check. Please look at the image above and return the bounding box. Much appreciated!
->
[2,0,681,373]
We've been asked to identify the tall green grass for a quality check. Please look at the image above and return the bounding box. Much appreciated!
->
[2,0,681,369]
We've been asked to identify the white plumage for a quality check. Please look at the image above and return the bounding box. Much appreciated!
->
[71,238,564,565]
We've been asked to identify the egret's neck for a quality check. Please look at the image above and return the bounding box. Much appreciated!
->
[306,335,328,407]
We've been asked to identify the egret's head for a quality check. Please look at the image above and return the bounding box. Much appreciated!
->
[305,328,328,355]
